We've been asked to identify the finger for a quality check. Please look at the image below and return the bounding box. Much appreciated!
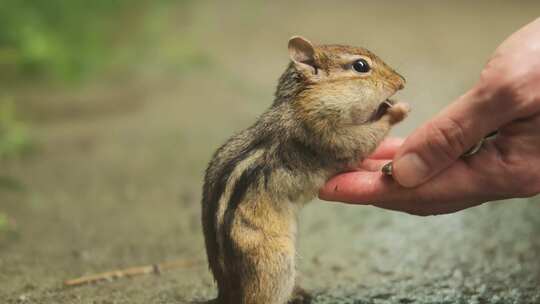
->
[319,171,394,205]
[320,158,492,215]
[368,137,404,159]
[392,88,515,188]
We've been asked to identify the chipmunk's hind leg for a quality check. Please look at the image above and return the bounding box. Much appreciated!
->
[223,208,297,304]
[225,245,296,304]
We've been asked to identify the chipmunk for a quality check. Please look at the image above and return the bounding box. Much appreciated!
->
[201,36,409,304]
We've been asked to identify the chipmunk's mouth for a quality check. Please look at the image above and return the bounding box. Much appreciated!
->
[370,98,395,121]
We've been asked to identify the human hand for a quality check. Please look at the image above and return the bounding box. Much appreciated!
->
[319,18,540,215]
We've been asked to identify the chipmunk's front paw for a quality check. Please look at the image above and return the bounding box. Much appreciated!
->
[386,102,410,124]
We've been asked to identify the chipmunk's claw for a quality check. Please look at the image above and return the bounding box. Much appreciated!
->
[371,99,394,121]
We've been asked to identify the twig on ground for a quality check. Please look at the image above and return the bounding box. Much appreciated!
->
[63,258,201,287]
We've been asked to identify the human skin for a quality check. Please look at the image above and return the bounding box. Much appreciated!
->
[319,18,540,216]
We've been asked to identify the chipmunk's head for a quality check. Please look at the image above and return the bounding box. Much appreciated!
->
[276,36,405,129]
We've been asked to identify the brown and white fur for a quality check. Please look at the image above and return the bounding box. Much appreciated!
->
[201,36,409,304]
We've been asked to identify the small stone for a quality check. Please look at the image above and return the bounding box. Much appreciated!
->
[382,162,393,176]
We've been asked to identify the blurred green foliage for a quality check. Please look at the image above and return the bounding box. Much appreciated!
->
[0,99,32,159]
[0,0,187,82]
[0,0,207,160]
[0,213,8,231]
[0,211,18,238]
[0,175,25,192]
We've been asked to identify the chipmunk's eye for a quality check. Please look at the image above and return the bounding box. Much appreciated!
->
[352,59,370,73]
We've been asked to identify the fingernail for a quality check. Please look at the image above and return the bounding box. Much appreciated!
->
[393,153,429,187]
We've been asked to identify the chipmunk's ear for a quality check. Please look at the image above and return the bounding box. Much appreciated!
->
[288,36,317,74]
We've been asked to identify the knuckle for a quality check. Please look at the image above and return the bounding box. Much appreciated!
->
[479,63,515,96]
[480,56,514,91]
[478,63,529,112]
[424,118,468,161]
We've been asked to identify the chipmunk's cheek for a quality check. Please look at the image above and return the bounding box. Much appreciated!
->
[349,105,371,124]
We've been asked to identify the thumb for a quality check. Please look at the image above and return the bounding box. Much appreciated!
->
[392,88,511,187]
